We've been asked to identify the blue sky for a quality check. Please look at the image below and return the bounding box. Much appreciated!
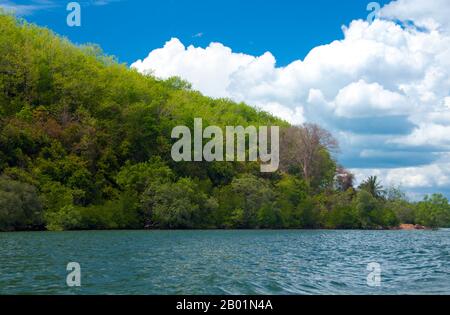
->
[2,0,390,66]
[2,0,450,199]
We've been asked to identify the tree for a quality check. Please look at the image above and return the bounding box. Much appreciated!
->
[0,176,43,231]
[258,204,283,228]
[45,205,81,231]
[142,178,216,229]
[354,190,381,228]
[415,194,450,228]
[385,186,415,224]
[164,76,192,91]
[280,124,338,190]
[359,176,385,199]
[296,196,324,228]
[274,174,309,227]
[325,190,360,229]
[214,175,275,228]
[229,175,275,228]
[335,166,355,192]
[115,157,174,194]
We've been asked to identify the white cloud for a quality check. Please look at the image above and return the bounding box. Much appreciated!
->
[131,0,450,195]
[389,122,450,148]
[381,0,450,33]
[351,159,450,200]
[333,80,410,118]
[258,102,305,126]
[132,38,256,98]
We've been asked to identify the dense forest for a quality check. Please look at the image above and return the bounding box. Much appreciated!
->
[1,13,450,232]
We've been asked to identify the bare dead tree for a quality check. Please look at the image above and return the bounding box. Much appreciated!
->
[280,123,339,183]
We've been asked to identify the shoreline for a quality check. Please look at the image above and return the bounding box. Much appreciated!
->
[0,226,436,233]
[393,224,431,230]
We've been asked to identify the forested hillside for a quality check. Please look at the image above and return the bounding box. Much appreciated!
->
[1,13,449,231]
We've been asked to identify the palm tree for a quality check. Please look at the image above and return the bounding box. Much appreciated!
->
[359,176,385,199]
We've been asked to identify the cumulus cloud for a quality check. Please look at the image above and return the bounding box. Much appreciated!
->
[352,158,450,199]
[132,38,255,99]
[381,0,450,33]
[131,0,450,197]
[333,80,410,118]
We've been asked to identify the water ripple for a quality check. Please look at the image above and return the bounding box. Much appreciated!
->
[0,230,449,294]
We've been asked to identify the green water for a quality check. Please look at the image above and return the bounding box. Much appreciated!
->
[0,230,449,294]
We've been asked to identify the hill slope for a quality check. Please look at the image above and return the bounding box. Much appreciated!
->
[1,13,449,231]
